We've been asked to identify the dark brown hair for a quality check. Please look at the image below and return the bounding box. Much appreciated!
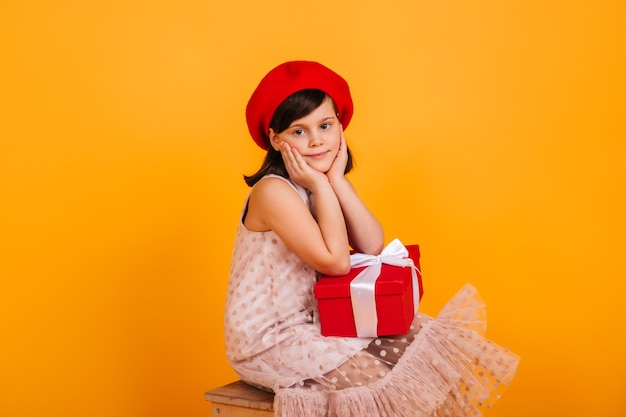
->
[244,89,354,186]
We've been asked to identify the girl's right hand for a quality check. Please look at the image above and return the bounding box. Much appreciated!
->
[280,142,328,192]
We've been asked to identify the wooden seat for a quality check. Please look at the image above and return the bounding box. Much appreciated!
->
[205,380,274,416]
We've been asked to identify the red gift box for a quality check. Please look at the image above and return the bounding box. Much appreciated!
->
[314,240,423,337]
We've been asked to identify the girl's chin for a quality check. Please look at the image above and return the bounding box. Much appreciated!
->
[309,163,332,173]
[304,155,334,173]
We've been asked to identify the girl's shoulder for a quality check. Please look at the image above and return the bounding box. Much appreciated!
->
[244,175,310,232]
[257,174,293,187]
[251,175,307,202]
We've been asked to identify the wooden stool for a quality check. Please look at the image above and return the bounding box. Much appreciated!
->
[205,380,274,417]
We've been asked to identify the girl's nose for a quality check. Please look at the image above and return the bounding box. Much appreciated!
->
[309,131,323,147]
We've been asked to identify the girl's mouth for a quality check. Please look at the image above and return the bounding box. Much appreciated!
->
[307,151,329,160]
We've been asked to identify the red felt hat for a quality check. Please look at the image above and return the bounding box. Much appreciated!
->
[246,61,354,150]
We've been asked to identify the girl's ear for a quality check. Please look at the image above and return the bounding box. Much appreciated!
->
[268,129,281,151]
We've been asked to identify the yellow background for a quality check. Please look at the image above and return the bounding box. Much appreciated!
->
[1,1,624,416]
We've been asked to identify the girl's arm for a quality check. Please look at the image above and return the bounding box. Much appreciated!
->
[245,145,351,276]
[329,176,384,255]
[327,130,384,255]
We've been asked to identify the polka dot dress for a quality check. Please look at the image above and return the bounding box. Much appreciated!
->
[224,175,520,417]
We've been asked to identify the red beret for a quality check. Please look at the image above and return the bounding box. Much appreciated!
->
[246,61,354,150]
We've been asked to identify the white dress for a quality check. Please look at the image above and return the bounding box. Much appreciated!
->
[224,175,520,417]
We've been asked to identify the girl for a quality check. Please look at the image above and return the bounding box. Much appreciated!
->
[225,61,519,417]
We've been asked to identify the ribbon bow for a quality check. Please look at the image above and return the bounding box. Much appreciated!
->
[349,238,421,337]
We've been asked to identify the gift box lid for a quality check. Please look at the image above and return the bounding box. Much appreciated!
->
[315,245,420,299]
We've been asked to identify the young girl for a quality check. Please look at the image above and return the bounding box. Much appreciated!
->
[225,61,519,417]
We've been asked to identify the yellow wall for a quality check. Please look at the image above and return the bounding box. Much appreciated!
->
[1,1,624,416]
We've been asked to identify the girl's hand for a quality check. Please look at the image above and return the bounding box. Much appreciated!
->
[326,127,348,184]
[280,142,327,191]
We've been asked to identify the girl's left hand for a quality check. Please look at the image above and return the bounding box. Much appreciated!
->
[326,126,348,183]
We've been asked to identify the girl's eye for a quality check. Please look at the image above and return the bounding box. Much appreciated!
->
[320,123,330,130]
[293,129,305,136]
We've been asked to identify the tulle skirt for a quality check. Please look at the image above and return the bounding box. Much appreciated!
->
[273,284,520,417]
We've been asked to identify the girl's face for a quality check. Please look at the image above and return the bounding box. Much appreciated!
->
[269,98,341,173]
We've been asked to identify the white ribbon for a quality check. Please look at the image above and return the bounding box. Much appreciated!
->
[349,238,421,337]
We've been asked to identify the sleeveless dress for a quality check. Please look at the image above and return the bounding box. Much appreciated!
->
[224,175,520,417]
